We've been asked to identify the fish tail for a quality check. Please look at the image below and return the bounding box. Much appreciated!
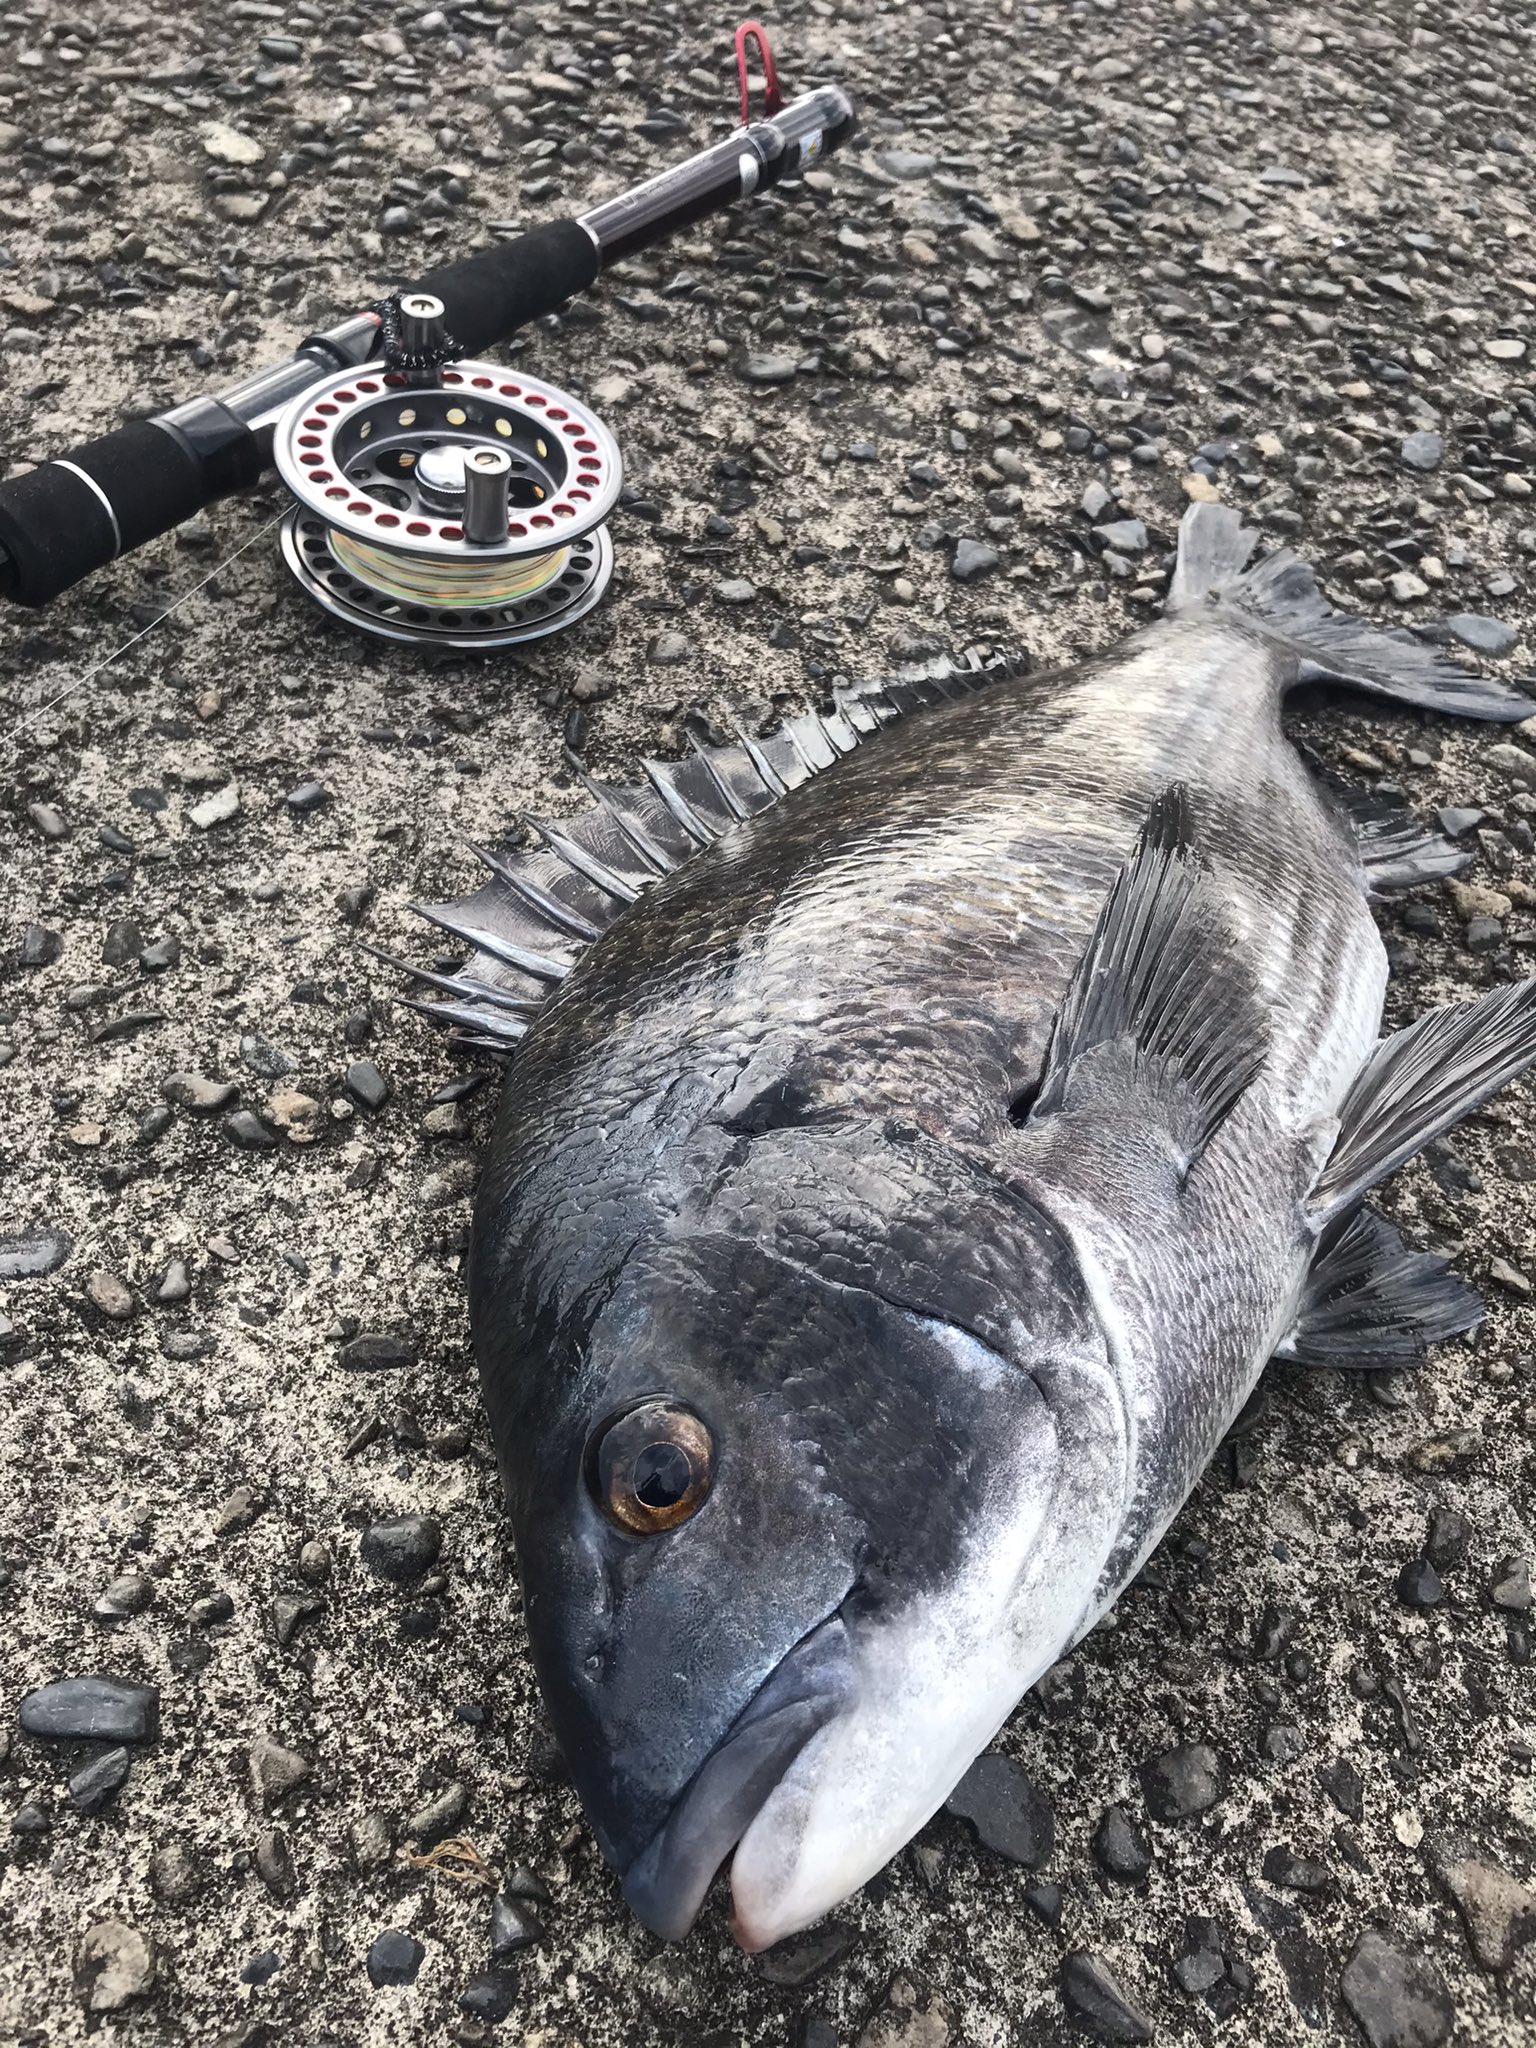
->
[1168,502,1536,723]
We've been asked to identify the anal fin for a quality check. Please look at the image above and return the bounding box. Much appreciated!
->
[1312,977,1536,1219]
[1277,1205,1482,1369]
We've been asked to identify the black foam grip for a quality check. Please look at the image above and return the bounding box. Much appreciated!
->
[0,419,237,607]
[414,219,601,355]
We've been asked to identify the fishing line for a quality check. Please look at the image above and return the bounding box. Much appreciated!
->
[0,509,285,749]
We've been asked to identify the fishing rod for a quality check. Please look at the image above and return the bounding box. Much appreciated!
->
[0,42,854,649]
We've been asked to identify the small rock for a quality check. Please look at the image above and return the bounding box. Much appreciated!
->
[224,1108,278,1152]
[68,1746,131,1815]
[406,1781,467,1843]
[0,1226,73,1279]
[1092,1806,1152,1881]
[855,1976,952,2048]
[161,1072,237,1114]
[284,780,329,813]
[213,1484,263,1536]
[1396,1557,1445,1609]
[1490,1555,1532,1612]
[459,1970,520,2022]
[715,577,757,604]
[1340,1929,1454,2048]
[74,1919,155,2012]
[742,353,799,385]
[149,1840,201,1905]
[951,538,1001,582]
[756,1921,857,1987]
[944,1751,1053,1867]
[1443,614,1517,659]
[1388,571,1430,604]
[1095,518,1149,554]
[344,1061,389,1111]
[362,1514,442,1583]
[18,924,62,968]
[647,631,692,666]
[1059,1950,1154,2043]
[188,783,240,830]
[249,1734,311,1809]
[256,1827,296,1897]
[86,1270,135,1322]
[339,1330,417,1370]
[92,1573,154,1622]
[1140,1741,1224,1820]
[200,120,263,164]
[27,801,68,840]
[239,1034,296,1079]
[366,1930,424,1988]
[1262,1843,1331,1893]
[1430,1836,1536,1971]
[490,1891,545,1956]
[19,1676,159,1745]
[1400,432,1444,473]
[350,1811,394,1869]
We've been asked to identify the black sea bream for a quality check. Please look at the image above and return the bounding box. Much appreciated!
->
[399,505,1536,1949]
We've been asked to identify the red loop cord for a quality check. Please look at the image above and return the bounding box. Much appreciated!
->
[735,20,783,126]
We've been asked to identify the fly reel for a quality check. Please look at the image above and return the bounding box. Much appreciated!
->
[272,296,621,649]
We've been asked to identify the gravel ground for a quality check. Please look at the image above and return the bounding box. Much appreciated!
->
[2,0,1536,2042]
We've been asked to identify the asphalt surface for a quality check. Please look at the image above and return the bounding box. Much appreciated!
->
[1,0,1535,2043]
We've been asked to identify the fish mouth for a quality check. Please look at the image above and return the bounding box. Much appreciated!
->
[620,1605,856,1942]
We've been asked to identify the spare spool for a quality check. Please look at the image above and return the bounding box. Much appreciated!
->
[272,301,622,649]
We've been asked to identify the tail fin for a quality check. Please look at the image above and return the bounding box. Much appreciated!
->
[1169,503,1536,724]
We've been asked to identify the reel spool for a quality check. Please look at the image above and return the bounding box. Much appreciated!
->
[272,296,622,649]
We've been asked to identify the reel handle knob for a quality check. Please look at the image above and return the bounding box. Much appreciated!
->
[462,446,513,546]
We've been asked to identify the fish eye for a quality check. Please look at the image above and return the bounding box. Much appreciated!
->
[588,1399,715,1535]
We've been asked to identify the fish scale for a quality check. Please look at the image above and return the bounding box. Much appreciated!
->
[397,505,1536,1949]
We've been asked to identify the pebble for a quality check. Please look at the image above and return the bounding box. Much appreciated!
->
[1443,614,1517,658]
[284,780,329,813]
[92,1573,154,1621]
[648,631,692,665]
[149,1840,201,1905]
[951,538,1001,582]
[74,1919,155,2012]
[715,577,757,604]
[1491,1556,1532,1612]
[102,918,142,966]
[1140,1740,1224,1820]
[855,1976,951,2048]
[1092,1805,1152,1881]
[459,1970,520,2022]
[1058,1950,1154,2043]
[1400,432,1444,473]
[742,354,798,385]
[1262,1843,1331,1893]
[188,783,240,830]
[490,1890,545,1956]
[345,1061,389,1111]
[161,1073,236,1114]
[1397,1556,1445,1609]
[943,1751,1053,1867]
[0,1227,73,1280]
[68,1746,132,1814]
[239,1034,296,1079]
[1430,1836,1536,1970]
[406,1781,467,1843]
[350,1811,393,1870]
[340,1331,417,1370]
[86,1270,135,1322]
[224,1109,279,1151]
[361,1514,442,1582]
[256,1827,296,1896]
[248,1734,311,1808]
[1388,570,1430,603]
[366,1930,424,1988]
[756,1921,856,1987]
[1095,518,1149,554]
[19,1676,159,1745]
[28,801,68,840]
[1340,1930,1454,2048]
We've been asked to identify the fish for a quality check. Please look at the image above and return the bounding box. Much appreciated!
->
[392,504,1536,1951]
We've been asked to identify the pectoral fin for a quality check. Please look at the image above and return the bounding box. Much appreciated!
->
[1024,784,1267,1172]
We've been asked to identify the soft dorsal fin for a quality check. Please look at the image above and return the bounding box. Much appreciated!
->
[1310,976,1536,1221]
[1276,1203,1482,1370]
[1025,784,1267,1171]
[388,650,1026,1052]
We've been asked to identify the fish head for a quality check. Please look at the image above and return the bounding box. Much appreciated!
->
[483,1190,1124,1951]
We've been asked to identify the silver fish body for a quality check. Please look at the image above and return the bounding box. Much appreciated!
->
[418,508,1536,1947]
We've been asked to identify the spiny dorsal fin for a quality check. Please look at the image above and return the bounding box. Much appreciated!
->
[1311,976,1536,1221]
[392,649,1028,1053]
[1026,783,1267,1170]
[1276,1204,1482,1369]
